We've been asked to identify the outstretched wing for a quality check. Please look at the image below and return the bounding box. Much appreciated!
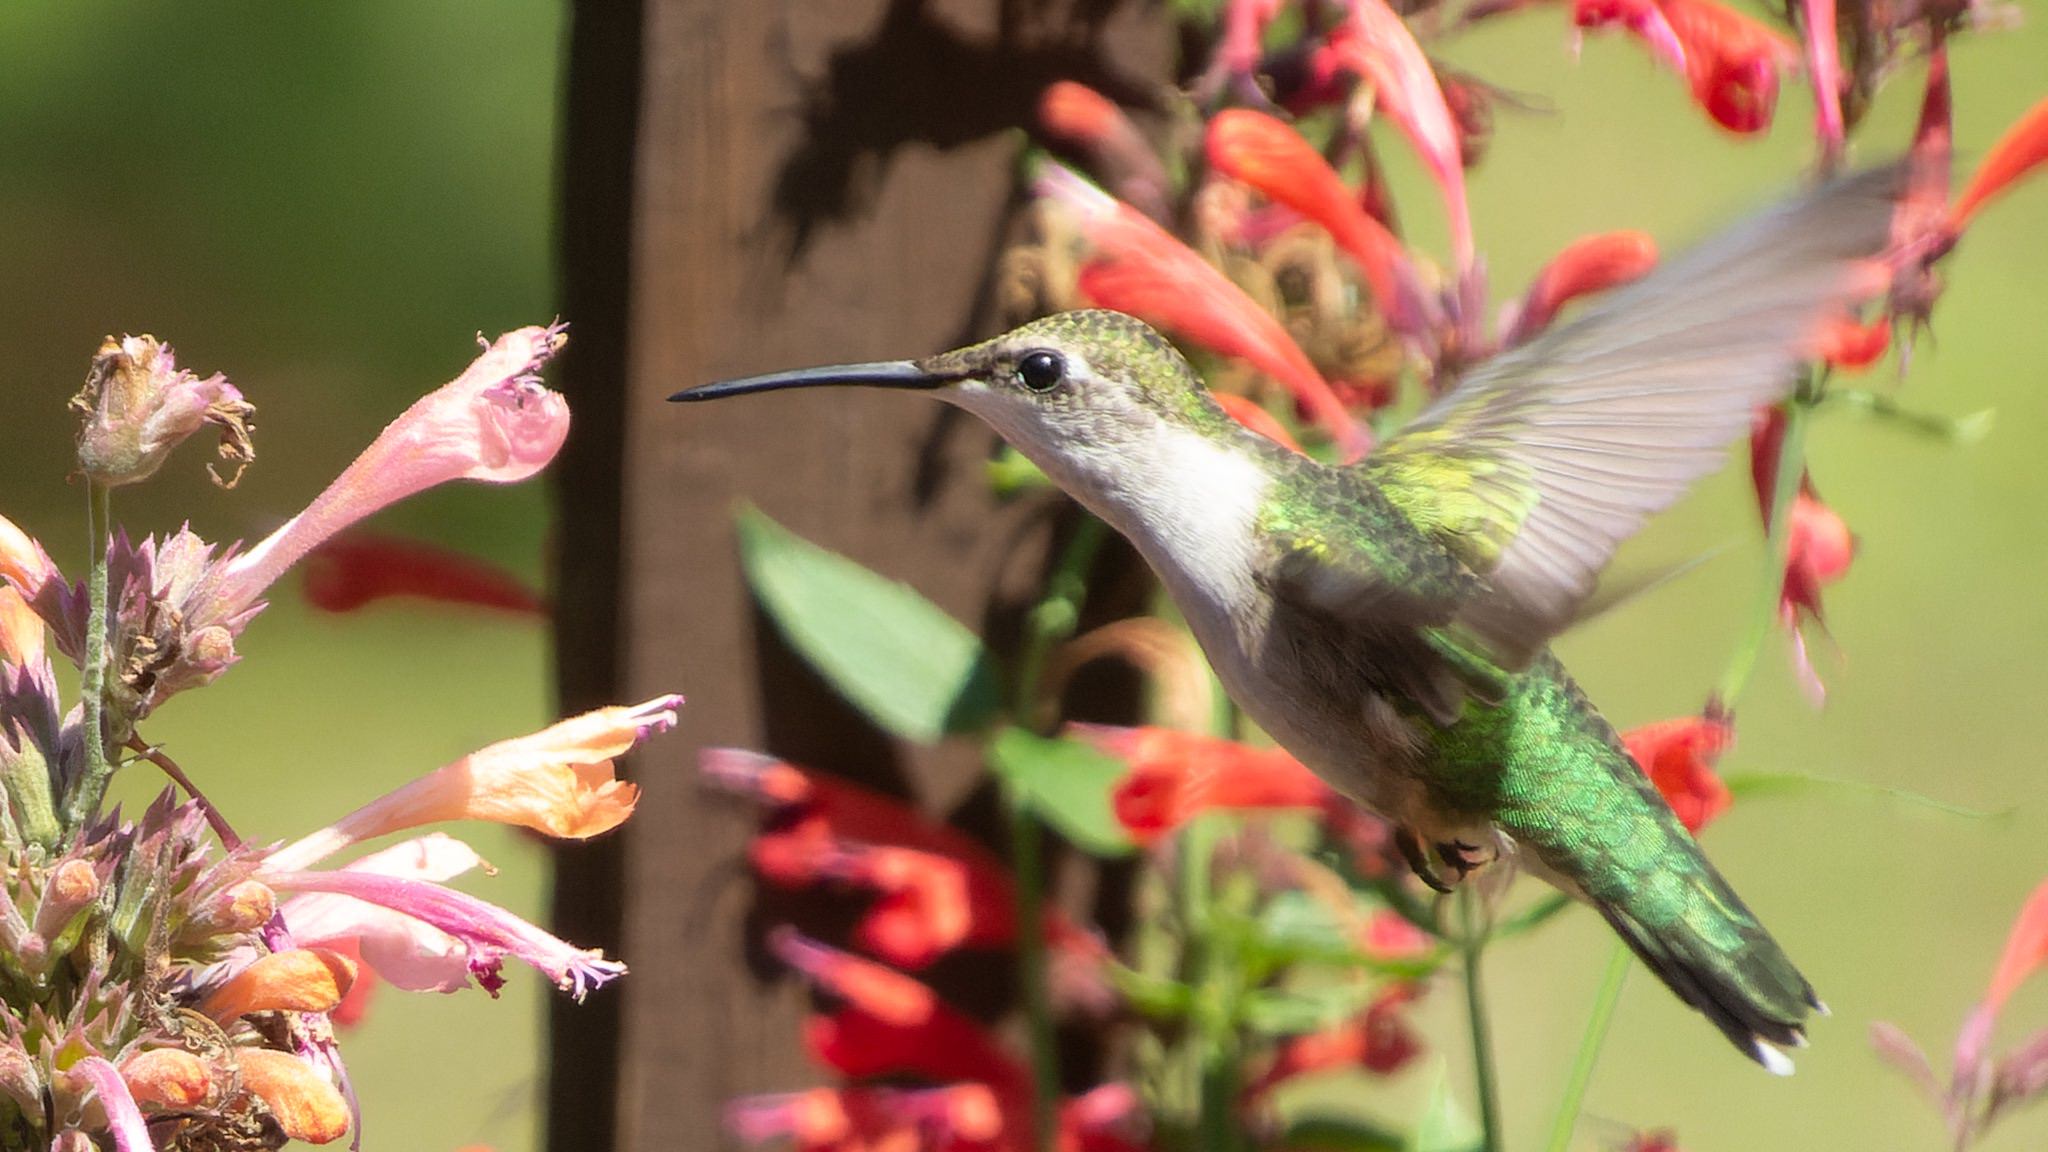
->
[1365,165,1900,669]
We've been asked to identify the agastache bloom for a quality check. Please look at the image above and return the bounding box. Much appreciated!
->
[282,835,493,995]
[69,335,255,489]
[1621,709,1734,834]
[217,324,570,612]
[300,532,548,617]
[1037,164,1369,455]
[264,695,677,873]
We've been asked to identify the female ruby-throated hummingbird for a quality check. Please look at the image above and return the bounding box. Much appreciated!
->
[672,167,1900,1071]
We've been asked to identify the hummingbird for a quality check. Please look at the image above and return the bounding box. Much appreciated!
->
[671,166,1900,1070]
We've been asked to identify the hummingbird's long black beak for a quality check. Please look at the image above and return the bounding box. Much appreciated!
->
[668,360,946,402]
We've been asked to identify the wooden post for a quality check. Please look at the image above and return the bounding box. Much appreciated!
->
[550,3,1168,1147]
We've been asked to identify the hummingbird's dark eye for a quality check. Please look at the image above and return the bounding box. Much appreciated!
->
[1016,350,1066,393]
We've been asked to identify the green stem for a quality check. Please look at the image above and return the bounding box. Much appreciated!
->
[64,482,114,831]
[1182,813,1243,1152]
[1714,395,1811,708]
[1007,790,1060,1152]
[1460,889,1503,1152]
[1005,513,1109,1152]
[1542,941,1633,1152]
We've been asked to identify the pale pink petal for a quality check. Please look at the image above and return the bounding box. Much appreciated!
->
[68,1057,150,1152]
[268,868,623,1000]
[219,324,570,610]
[1802,0,1845,164]
[278,835,486,994]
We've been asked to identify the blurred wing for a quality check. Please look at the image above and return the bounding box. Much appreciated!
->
[1366,165,1900,668]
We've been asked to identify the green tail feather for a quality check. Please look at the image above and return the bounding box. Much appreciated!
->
[1427,656,1818,1069]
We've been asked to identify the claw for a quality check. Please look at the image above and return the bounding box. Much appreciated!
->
[1396,826,1456,893]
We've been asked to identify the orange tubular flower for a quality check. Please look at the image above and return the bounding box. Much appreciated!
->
[265,695,678,873]
[1205,109,1419,330]
[1076,725,1331,845]
[1622,712,1734,834]
[1815,313,1892,372]
[1038,164,1369,455]
[1951,97,2048,231]
[1505,230,1659,344]
[300,532,547,617]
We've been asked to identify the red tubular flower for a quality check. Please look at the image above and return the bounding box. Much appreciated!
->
[1037,81,1170,222]
[1211,393,1305,454]
[1075,725,1331,845]
[1779,490,1855,692]
[1039,166,1368,455]
[300,532,547,617]
[1245,984,1425,1100]
[1624,1131,1684,1152]
[1504,230,1659,344]
[1318,0,1474,269]
[1982,878,2048,1018]
[1814,313,1891,372]
[1205,109,1420,330]
[1577,0,1799,134]
[775,932,1029,1098]
[1951,96,2048,231]
[1359,909,1432,961]
[702,750,1019,968]
[727,1084,1003,1152]
[1889,48,1953,350]
[1622,710,1734,834]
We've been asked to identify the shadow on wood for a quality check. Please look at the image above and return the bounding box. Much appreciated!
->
[550,2,1169,1149]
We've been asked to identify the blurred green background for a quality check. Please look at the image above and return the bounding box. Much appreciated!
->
[2,2,2045,1151]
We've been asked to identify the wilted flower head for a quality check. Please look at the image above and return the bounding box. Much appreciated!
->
[70,335,255,489]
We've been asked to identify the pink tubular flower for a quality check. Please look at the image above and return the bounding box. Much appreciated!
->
[1951,877,2048,1099]
[282,834,488,995]
[1622,710,1734,834]
[264,695,679,874]
[267,865,625,1000]
[1076,725,1331,845]
[1780,490,1855,698]
[1038,164,1369,455]
[1320,0,1474,269]
[1205,109,1421,330]
[301,532,548,617]
[1801,0,1844,164]
[1503,230,1659,344]
[217,324,570,612]
[65,1057,152,1152]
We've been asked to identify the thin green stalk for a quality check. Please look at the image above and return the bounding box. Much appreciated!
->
[1181,813,1244,1152]
[1542,941,1633,1152]
[1007,790,1060,1152]
[1715,394,1811,707]
[63,482,114,830]
[1459,889,1502,1152]
[1006,513,1109,1152]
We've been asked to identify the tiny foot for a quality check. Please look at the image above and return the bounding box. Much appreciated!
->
[1396,826,1456,893]
[1433,837,1498,884]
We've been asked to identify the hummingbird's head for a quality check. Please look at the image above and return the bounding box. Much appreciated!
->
[671,310,1241,497]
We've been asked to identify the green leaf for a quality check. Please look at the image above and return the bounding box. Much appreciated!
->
[1408,1061,1481,1152]
[1724,770,2014,821]
[986,728,1135,857]
[1491,891,1575,940]
[735,507,1002,743]
[1240,983,1382,1036]
[1274,1115,1407,1152]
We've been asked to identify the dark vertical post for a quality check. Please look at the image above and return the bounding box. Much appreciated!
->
[550,3,1166,1148]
